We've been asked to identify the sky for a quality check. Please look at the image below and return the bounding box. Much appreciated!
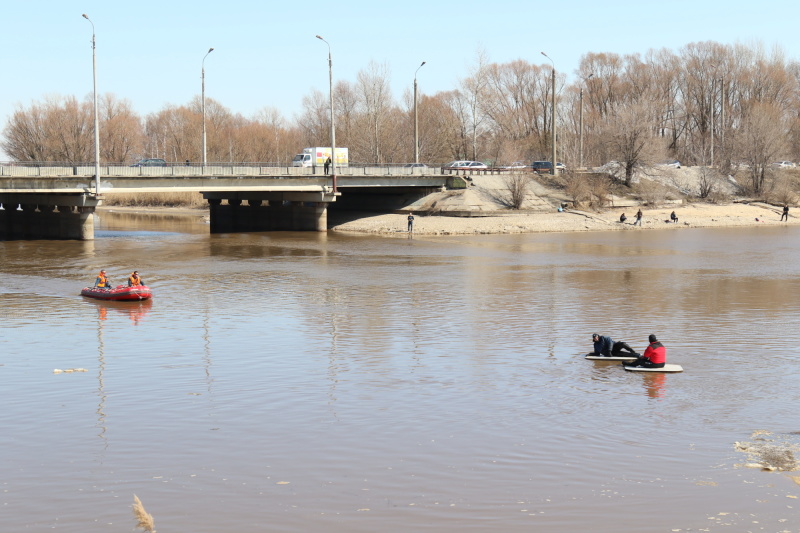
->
[1,0,799,160]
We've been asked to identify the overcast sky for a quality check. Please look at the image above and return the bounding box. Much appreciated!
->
[1,0,798,160]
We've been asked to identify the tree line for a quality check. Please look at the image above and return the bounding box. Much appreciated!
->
[3,41,799,192]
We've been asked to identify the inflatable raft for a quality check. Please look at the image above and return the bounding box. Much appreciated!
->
[80,285,152,301]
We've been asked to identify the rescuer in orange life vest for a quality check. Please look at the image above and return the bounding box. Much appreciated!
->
[127,271,145,287]
[94,270,111,289]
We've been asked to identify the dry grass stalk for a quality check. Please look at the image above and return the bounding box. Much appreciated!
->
[132,494,156,533]
[103,191,207,208]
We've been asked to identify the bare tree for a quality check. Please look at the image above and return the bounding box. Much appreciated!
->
[735,102,787,194]
[504,173,531,209]
[2,95,93,162]
[600,102,665,186]
[2,101,49,161]
[460,50,491,160]
[356,60,393,164]
[297,89,330,146]
[99,94,142,163]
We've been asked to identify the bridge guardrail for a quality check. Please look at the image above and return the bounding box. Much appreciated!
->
[1,163,518,178]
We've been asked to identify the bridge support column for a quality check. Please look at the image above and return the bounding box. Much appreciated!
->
[0,194,99,240]
[203,191,335,233]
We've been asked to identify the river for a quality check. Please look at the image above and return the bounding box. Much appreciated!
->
[1,210,799,532]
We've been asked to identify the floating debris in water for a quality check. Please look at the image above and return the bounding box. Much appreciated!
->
[734,430,800,472]
[53,368,88,374]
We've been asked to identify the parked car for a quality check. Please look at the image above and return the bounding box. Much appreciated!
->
[503,161,528,170]
[772,161,796,168]
[531,161,566,173]
[531,161,552,172]
[657,160,681,169]
[131,158,167,167]
[442,160,469,170]
[442,160,487,171]
[403,163,428,168]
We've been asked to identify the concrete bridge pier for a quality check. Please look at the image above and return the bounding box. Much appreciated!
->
[0,194,98,240]
[203,191,337,233]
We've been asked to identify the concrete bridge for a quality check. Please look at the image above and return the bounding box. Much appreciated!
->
[0,165,472,240]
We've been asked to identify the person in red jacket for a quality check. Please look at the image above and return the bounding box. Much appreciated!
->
[623,334,666,368]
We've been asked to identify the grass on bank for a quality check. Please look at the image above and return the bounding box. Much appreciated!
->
[102,191,207,209]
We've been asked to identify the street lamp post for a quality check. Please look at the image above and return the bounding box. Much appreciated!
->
[316,35,336,190]
[541,52,556,175]
[202,47,214,166]
[579,73,593,170]
[413,61,426,164]
[720,73,725,166]
[82,14,100,195]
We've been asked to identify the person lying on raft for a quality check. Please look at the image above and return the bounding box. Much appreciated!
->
[622,334,666,368]
[592,333,639,357]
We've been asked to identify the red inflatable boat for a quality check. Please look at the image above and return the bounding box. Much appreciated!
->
[80,285,152,301]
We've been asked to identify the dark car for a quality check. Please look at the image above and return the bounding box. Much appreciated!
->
[531,161,553,173]
[531,161,566,173]
[131,158,167,167]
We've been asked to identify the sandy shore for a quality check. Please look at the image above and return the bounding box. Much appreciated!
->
[332,202,796,236]
[98,201,796,236]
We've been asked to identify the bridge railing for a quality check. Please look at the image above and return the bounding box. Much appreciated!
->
[0,164,452,177]
[0,162,515,178]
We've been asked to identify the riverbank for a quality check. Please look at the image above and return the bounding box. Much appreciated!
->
[97,202,797,236]
[331,202,797,236]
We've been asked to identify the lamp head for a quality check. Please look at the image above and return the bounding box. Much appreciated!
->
[208,47,214,53]
[82,13,89,19]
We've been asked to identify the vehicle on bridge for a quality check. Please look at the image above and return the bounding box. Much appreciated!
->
[131,158,167,167]
[292,147,349,169]
[442,161,488,171]
[531,161,566,173]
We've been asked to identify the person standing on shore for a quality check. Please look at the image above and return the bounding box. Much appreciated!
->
[781,205,789,221]
[634,209,643,226]
[407,213,415,233]
[623,334,666,368]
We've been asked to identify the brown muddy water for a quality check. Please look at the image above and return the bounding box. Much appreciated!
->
[2,211,800,532]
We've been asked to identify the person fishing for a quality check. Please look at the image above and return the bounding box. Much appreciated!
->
[623,334,666,368]
[127,271,145,287]
[592,333,639,357]
[94,270,111,289]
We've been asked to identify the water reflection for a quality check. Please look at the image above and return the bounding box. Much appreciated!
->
[85,298,153,325]
[641,373,666,399]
